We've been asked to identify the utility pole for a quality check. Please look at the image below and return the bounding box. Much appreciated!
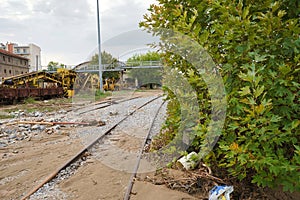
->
[97,0,103,91]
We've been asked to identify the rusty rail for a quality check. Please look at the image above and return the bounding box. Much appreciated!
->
[21,95,162,200]
[123,99,166,200]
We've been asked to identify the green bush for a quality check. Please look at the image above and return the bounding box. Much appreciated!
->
[141,0,300,191]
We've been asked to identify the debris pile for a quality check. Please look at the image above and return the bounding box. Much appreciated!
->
[0,108,108,148]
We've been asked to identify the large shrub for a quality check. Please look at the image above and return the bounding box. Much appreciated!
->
[141,0,300,191]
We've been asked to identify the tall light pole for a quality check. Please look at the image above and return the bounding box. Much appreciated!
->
[97,0,103,91]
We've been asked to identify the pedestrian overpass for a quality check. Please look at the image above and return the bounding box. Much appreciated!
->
[73,60,163,73]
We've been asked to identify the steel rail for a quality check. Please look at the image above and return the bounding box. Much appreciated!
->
[123,100,166,200]
[21,95,162,200]
[77,96,141,115]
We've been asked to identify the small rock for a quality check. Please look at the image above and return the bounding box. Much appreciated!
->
[46,128,55,134]
[31,124,40,130]
[109,111,118,116]
[5,129,13,134]
[18,127,28,132]
[0,143,7,148]
[58,110,67,114]
[25,124,31,128]
[97,120,106,126]
[46,118,56,122]
[34,111,43,117]
[9,134,17,139]
[52,125,60,130]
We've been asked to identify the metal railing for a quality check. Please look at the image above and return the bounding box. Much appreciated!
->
[78,60,162,71]
[50,61,163,73]
[125,60,162,67]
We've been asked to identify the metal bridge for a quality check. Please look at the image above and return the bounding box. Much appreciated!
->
[73,60,163,73]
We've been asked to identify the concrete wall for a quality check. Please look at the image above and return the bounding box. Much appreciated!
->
[14,43,41,72]
[0,50,29,79]
[29,43,41,72]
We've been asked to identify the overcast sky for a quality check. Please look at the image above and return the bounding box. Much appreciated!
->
[0,0,158,66]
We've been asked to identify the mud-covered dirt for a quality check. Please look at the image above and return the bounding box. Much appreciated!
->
[1,89,299,200]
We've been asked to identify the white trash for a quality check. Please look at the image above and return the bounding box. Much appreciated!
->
[177,151,198,170]
[209,185,234,200]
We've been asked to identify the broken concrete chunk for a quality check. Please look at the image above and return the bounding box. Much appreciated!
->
[31,124,40,130]
[109,110,118,116]
[97,120,106,126]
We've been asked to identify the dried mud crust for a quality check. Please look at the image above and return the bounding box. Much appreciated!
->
[0,133,83,200]
[139,166,300,200]
[3,90,297,199]
[1,90,190,200]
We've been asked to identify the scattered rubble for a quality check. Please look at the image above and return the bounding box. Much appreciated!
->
[1,92,181,200]
[109,110,119,116]
[97,120,106,126]
[0,107,110,147]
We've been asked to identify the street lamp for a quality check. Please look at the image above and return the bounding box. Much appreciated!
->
[97,0,103,91]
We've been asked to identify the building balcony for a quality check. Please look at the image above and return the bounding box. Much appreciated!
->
[14,52,30,55]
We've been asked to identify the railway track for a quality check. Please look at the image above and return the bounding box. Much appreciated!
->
[73,95,142,115]
[124,99,166,200]
[21,95,165,200]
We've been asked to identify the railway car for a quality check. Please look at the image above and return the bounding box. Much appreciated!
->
[0,87,64,104]
[0,68,76,104]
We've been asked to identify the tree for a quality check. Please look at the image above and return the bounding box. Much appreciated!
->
[90,51,119,80]
[141,0,300,192]
[47,61,66,71]
[126,51,162,88]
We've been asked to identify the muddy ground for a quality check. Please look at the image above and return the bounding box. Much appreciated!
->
[0,89,299,200]
[0,90,196,200]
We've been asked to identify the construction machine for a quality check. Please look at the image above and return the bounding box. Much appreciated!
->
[0,68,77,102]
[103,78,119,91]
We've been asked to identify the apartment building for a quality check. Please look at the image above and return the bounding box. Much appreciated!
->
[0,49,29,79]
[5,43,41,72]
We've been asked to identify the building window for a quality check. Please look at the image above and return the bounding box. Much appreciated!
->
[17,49,20,53]
[8,57,11,62]
[4,69,6,73]
[21,71,23,74]
[20,60,23,65]
[23,49,26,53]
[3,56,5,61]
[9,70,11,74]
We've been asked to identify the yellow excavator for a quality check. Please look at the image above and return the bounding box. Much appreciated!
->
[103,78,120,91]
[75,74,120,92]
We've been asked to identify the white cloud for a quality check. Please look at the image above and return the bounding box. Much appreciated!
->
[0,0,158,66]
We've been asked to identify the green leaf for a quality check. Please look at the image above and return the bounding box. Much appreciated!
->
[242,6,250,20]
[239,86,251,96]
[239,72,252,83]
[291,120,300,130]
[254,85,264,98]
[278,10,287,18]
[279,65,292,75]
[141,0,300,192]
